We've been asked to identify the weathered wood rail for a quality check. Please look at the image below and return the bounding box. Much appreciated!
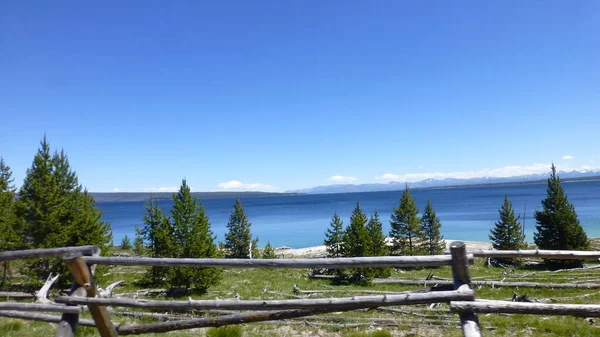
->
[83,254,467,268]
[3,244,600,336]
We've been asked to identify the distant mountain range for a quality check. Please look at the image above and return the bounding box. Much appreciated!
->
[91,191,299,203]
[288,170,600,194]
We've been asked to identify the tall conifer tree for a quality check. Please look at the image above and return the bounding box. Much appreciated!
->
[324,212,344,258]
[16,137,112,286]
[140,197,174,284]
[343,202,370,280]
[224,198,253,258]
[0,158,19,251]
[169,180,221,291]
[0,158,19,285]
[489,196,526,265]
[534,165,588,265]
[365,211,391,278]
[420,200,445,255]
[389,186,422,256]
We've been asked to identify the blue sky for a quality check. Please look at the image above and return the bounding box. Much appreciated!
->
[1,1,599,192]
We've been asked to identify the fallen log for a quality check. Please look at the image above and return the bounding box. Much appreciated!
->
[56,287,474,311]
[84,254,472,269]
[373,278,600,289]
[117,308,337,335]
[451,300,600,317]
[0,310,102,327]
[0,291,35,299]
[0,302,81,314]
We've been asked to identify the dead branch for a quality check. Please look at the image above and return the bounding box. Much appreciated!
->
[36,273,59,304]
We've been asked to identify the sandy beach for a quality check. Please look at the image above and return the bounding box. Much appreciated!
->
[276,239,492,258]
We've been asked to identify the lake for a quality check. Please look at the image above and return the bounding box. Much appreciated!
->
[98,180,600,249]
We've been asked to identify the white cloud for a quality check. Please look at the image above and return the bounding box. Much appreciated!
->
[113,188,120,192]
[562,155,575,160]
[327,175,358,184]
[217,180,277,192]
[376,163,600,183]
[144,186,180,192]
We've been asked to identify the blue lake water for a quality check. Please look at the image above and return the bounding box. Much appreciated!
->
[99,180,600,248]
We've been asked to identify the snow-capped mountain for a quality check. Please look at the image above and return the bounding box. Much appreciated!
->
[289,169,600,194]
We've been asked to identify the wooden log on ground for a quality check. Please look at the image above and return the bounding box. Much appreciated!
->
[0,302,81,314]
[0,291,35,299]
[0,310,100,327]
[450,241,481,337]
[116,308,342,335]
[470,249,600,260]
[84,254,473,269]
[64,252,118,337]
[451,300,600,317]
[0,246,99,262]
[55,286,87,337]
[372,278,600,289]
[56,288,473,311]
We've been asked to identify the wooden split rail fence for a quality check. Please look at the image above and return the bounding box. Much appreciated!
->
[1,243,600,336]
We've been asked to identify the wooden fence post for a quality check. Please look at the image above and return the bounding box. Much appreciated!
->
[64,252,118,337]
[450,241,481,337]
[55,285,86,337]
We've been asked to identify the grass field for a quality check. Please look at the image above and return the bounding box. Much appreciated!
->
[2,249,600,336]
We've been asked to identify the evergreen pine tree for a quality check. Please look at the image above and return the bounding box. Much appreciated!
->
[534,165,589,266]
[15,137,112,286]
[489,196,526,265]
[0,158,19,285]
[420,200,445,255]
[365,211,391,278]
[324,212,344,258]
[120,235,132,249]
[169,180,221,291]
[133,227,146,256]
[262,241,277,259]
[0,158,19,251]
[140,198,173,284]
[389,185,422,256]
[251,236,260,259]
[366,212,388,257]
[343,202,370,281]
[224,198,253,258]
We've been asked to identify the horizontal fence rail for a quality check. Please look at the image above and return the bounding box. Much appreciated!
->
[451,300,600,317]
[469,249,600,260]
[0,246,99,262]
[0,310,102,328]
[372,278,600,289]
[83,255,472,269]
[6,244,600,337]
[56,287,474,311]
[0,302,82,314]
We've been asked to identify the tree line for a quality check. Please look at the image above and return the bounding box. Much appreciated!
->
[323,187,445,283]
[488,164,589,266]
[325,164,590,281]
[0,137,272,292]
[134,188,276,290]
[0,137,591,290]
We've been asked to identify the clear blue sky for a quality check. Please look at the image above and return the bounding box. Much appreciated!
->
[1,1,599,192]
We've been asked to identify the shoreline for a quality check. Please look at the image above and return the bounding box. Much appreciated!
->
[276,239,493,258]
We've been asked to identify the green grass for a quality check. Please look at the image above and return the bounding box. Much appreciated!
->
[206,325,243,337]
[3,252,600,336]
